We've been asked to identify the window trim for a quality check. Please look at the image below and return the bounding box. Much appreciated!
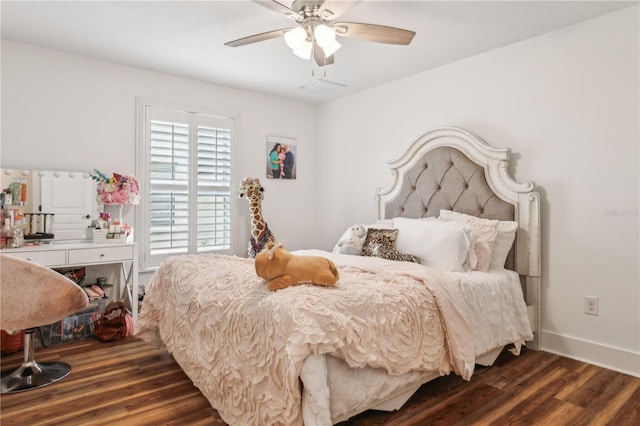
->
[136,97,239,271]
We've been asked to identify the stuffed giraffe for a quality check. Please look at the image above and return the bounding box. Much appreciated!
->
[239,177,276,258]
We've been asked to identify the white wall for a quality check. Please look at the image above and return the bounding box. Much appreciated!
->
[2,7,638,377]
[0,40,318,265]
[317,7,639,376]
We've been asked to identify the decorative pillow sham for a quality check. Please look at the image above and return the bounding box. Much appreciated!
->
[440,210,517,269]
[393,217,475,272]
[491,221,518,268]
[361,228,420,263]
[439,210,499,272]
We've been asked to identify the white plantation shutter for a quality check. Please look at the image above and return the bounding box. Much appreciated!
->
[140,103,234,269]
[196,124,232,250]
[149,119,189,256]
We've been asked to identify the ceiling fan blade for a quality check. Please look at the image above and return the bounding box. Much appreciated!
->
[334,22,415,45]
[317,1,362,21]
[225,28,293,48]
[252,0,303,21]
[313,42,335,67]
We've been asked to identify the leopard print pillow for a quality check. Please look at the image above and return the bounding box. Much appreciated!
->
[361,228,420,263]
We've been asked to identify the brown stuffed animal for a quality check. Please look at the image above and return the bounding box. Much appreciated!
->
[255,242,339,291]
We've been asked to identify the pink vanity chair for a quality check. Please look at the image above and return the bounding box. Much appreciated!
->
[0,254,88,393]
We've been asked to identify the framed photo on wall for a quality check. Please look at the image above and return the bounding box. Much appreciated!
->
[266,135,297,180]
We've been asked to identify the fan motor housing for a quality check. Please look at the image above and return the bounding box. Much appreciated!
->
[293,1,330,18]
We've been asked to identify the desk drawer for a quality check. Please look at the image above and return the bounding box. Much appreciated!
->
[6,250,66,267]
[68,245,134,265]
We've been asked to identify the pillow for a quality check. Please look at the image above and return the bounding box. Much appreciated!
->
[393,217,475,272]
[332,219,395,254]
[361,228,420,263]
[439,210,499,272]
[369,219,395,229]
[491,221,518,268]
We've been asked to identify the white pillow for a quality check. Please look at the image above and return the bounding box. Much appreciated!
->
[369,219,395,229]
[491,221,518,268]
[393,217,476,272]
[439,210,499,272]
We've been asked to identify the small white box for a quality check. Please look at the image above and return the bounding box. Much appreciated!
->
[92,228,134,243]
[92,229,109,241]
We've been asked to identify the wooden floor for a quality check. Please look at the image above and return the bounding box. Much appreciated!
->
[1,337,638,425]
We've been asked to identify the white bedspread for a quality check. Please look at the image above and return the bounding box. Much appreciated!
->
[294,251,533,424]
[135,252,478,426]
[448,267,533,355]
[295,251,532,354]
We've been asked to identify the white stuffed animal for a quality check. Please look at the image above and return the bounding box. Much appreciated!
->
[334,224,367,256]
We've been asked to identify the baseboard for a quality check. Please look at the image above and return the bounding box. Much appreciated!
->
[541,331,640,378]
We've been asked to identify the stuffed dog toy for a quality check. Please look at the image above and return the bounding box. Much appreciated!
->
[255,242,339,291]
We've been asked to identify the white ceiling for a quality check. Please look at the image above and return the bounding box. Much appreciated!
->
[1,1,636,104]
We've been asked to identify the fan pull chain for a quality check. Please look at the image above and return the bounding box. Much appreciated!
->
[309,60,328,78]
[310,44,314,76]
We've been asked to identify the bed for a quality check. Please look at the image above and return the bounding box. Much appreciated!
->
[135,126,541,425]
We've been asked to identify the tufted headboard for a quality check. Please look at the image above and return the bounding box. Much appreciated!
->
[383,145,515,220]
[375,127,541,349]
[384,145,517,268]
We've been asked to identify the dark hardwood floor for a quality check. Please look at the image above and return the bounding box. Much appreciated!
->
[1,337,638,425]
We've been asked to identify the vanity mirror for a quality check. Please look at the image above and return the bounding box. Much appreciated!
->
[1,169,98,242]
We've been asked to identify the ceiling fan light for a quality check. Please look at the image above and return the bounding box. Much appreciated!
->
[293,40,313,60]
[285,27,307,50]
[314,24,336,48]
[322,40,341,57]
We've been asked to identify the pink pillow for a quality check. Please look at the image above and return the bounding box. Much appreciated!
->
[490,221,518,268]
[439,210,499,272]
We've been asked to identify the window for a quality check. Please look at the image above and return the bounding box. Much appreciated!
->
[137,100,235,269]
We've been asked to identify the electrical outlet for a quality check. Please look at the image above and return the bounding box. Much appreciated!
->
[584,296,599,316]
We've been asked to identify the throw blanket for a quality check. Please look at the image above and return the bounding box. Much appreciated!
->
[136,253,475,425]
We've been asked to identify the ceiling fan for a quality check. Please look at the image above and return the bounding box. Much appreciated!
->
[224,0,416,67]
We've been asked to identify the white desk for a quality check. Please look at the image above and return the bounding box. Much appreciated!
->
[1,241,139,322]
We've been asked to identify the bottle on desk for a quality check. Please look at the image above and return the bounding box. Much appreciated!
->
[1,218,12,248]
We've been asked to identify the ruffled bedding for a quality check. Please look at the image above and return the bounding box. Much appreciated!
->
[135,252,481,426]
[447,267,533,356]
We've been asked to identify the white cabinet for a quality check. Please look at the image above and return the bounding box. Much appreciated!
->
[68,245,134,265]
[6,249,66,267]
[1,242,139,322]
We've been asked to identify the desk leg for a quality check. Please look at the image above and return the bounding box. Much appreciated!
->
[120,259,139,324]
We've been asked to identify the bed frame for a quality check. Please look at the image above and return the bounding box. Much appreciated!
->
[374,126,540,350]
[301,127,541,425]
